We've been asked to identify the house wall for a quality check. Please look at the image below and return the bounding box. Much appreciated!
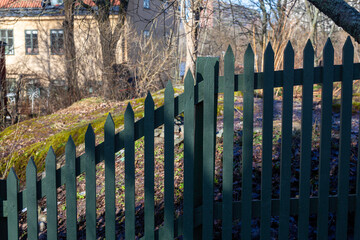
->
[0,0,177,94]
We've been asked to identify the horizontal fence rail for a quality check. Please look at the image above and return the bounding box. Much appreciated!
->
[1,38,360,239]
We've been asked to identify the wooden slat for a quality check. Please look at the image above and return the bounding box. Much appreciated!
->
[145,92,155,239]
[317,38,334,240]
[125,104,135,239]
[241,44,255,240]
[164,82,175,239]
[222,45,235,240]
[202,57,218,240]
[66,136,77,240]
[26,158,38,240]
[279,41,294,240]
[336,37,353,239]
[45,147,57,239]
[260,43,274,240]
[298,40,314,240]
[184,70,195,240]
[105,114,115,240]
[85,125,96,240]
[7,168,18,239]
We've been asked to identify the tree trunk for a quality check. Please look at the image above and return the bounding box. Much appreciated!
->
[63,0,79,106]
[181,0,200,76]
[307,0,360,43]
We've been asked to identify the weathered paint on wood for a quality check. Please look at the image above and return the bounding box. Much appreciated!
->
[85,125,96,240]
[7,168,18,240]
[336,37,353,239]
[66,136,77,240]
[26,158,38,240]
[222,45,235,240]
[164,82,175,239]
[202,57,219,240]
[260,43,274,240]
[298,40,314,240]
[317,39,334,240]
[184,70,195,240]
[125,104,135,239]
[144,92,155,239]
[279,41,294,240]
[104,114,116,240]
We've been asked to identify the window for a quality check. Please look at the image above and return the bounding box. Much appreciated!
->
[6,78,16,93]
[143,0,149,9]
[0,30,14,55]
[50,29,64,54]
[25,30,39,55]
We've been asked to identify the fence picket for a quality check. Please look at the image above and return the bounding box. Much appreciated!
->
[105,114,116,240]
[336,37,353,239]
[279,41,294,240]
[298,40,314,240]
[125,104,135,239]
[260,43,274,240]
[222,45,235,240]
[145,92,155,239]
[85,125,96,240]
[317,38,334,240]
[241,44,255,240]
[184,70,195,240]
[26,158,38,240]
[7,168,18,240]
[45,147,57,239]
[65,136,77,240]
[164,82,175,239]
[202,57,218,240]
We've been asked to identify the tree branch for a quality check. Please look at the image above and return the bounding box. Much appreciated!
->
[307,0,360,43]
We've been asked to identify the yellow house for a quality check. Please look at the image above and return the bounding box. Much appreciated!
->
[0,0,176,100]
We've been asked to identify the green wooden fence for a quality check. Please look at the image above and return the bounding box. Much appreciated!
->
[1,38,360,239]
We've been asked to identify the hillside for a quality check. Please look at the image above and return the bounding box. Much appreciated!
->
[0,87,184,181]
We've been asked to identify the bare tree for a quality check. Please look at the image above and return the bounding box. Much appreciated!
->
[80,0,129,99]
[307,0,360,43]
[64,0,80,105]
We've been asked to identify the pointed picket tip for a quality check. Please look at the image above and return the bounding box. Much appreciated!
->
[184,70,194,86]
[145,91,154,104]
[26,157,37,173]
[225,45,234,59]
[47,146,55,157]
[85,124,95,139]
[343,36,354,52]
[324,37,334,52]
[244,44,254,58]
[7,167,18,181]
[284,41,294,55]
[66,135,75,149]
[105,113,114,125]
[45,146,56,167]
[304,39,314,55]
[125,102,134,116]
[165,80,174,95]
[265,42,274,55]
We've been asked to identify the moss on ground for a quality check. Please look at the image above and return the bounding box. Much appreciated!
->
[0,88,184,180]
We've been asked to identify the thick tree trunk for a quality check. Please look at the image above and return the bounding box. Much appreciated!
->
[307,0,360,43]
[63,0,79,105]
[181,0,200,76]
[98,16,118,99]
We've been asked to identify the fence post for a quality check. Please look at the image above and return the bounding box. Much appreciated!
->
[0,179,7,239]
[194,57,218,238]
